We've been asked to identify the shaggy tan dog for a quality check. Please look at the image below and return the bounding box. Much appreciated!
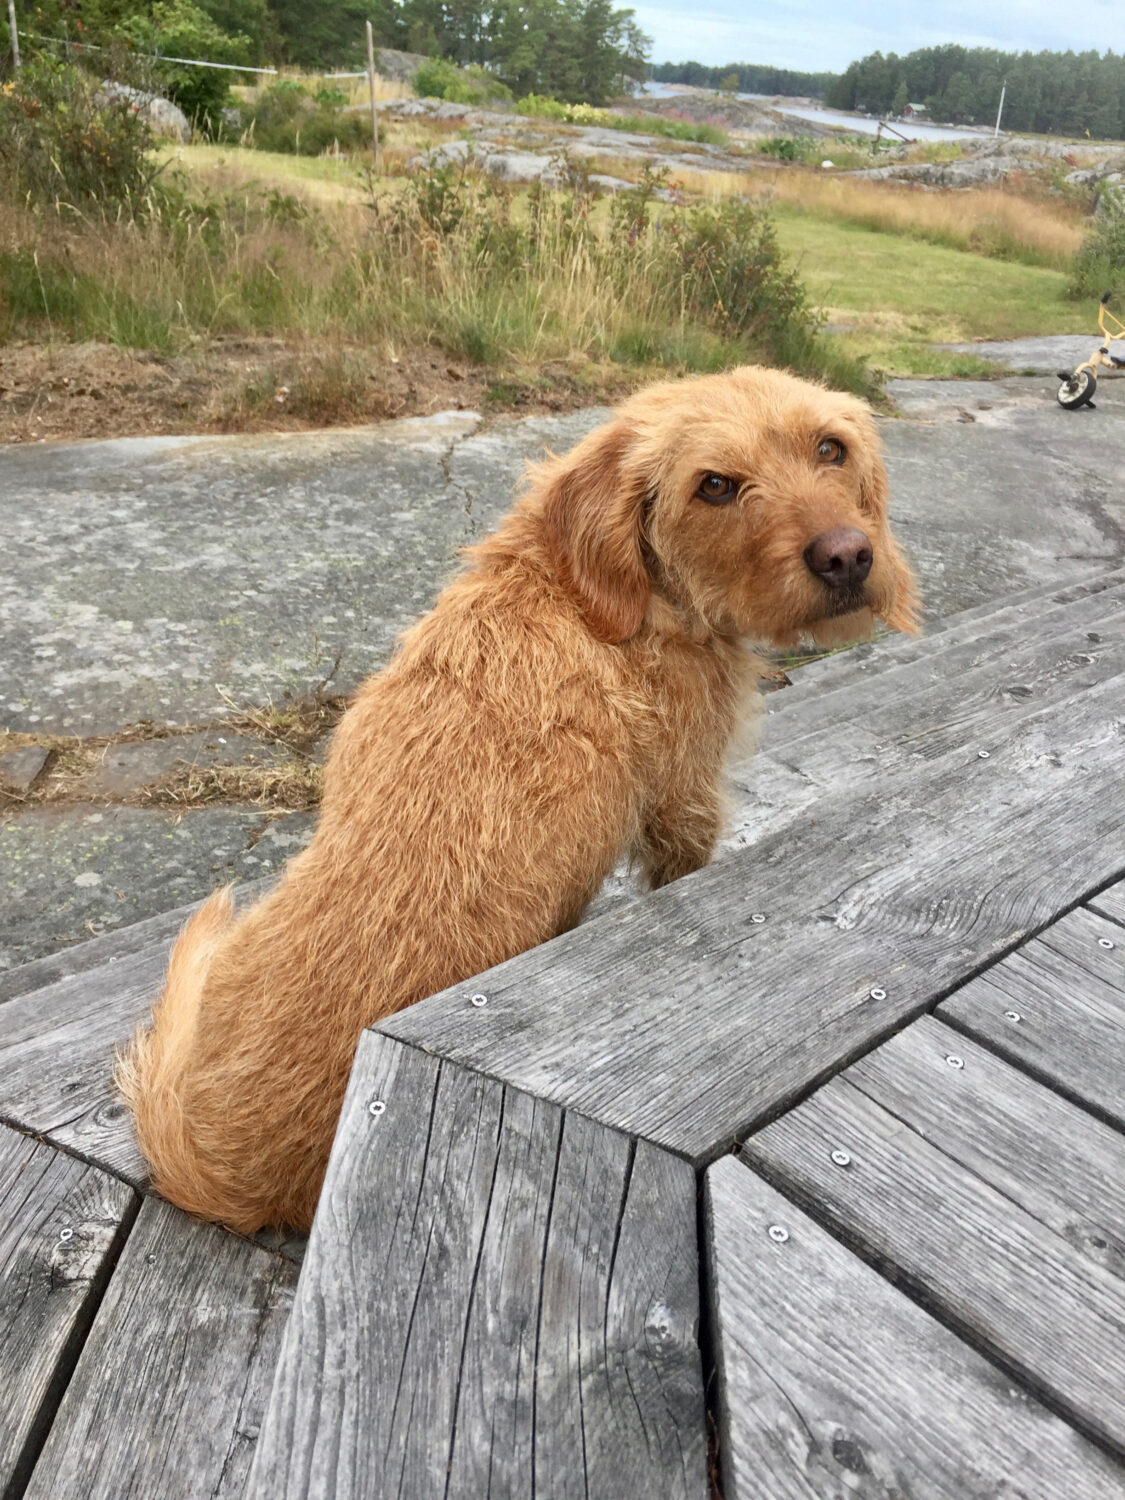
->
[118,365,918,1233]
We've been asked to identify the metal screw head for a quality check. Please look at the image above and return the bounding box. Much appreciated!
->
[1004,1010,1022,1023]
[946,1054,965,1070]
[470,993,488,1008]
[978,750,991,760]
[750,913,766,924]
[1098,937,1115,950]
[767,1224,789,1243]
[831,1149,852,1167]
[59,1227,74,1242]
[869,986,887,1001]
[368,1099,386,1117]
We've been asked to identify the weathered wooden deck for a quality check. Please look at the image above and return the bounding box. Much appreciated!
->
[1,569,1124,1498]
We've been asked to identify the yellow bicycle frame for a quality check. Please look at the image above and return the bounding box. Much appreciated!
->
[1074,298,1125,379]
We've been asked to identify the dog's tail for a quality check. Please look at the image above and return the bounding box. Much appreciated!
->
[115,886,236,1216]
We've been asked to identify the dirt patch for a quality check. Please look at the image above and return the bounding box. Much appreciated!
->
[0,339,633,445]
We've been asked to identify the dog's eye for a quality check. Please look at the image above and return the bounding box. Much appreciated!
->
[817,438,846,465]
[696,473,738,504]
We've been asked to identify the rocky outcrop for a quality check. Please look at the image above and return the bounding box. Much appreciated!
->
[96,82,191,142]
[406,139,636,193]
[620,89,836,139]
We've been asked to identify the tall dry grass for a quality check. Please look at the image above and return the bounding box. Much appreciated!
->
[666,166,1085,269]
[0,165,871,394]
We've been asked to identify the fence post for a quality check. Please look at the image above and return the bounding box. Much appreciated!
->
[7,0,20,69]
[365,20,379,170]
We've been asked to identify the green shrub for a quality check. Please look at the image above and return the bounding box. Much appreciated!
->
[1069,201,1125,298]
[515,92,569,120]
[413,58,481,105]
[605,114,727,146]
[0,55,159,209]
[757,135,819,163]
[238,80,378,155]
[117,0,251,137]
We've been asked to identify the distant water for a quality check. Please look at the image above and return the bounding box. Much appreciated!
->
[772,102,987,142]
[639,82,988,142]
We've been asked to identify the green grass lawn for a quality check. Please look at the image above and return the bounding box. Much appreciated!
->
[775,209,1092,378]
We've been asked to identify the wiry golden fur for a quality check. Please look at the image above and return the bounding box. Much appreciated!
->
[117,366,918,1233]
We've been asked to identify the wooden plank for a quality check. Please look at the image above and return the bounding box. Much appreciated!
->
[705,1156,1125,1500]
[772,567,1125,712]
[726,588,1125,847]
[247,1031,707,1500]
[382,661,1125,1163]
[0,879,277,1188]
[0,943,169,1187]
[23,1196,298,1500]
[0,1127,137,1499]
[940,907,1125,1128]
[726,585,1125,852]
[0,877,272,1005]
[742,1071,1125,1454]
[845,1016,1125,1268]
[1090,876,1125,928]
[761,597,1125,787]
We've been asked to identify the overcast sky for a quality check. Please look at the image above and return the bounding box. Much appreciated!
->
[633,1,1125,71]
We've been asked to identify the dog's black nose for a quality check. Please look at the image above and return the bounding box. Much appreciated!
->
[804,527,873,590]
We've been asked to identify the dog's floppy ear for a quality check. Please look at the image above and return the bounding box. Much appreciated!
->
[539,421,651,643]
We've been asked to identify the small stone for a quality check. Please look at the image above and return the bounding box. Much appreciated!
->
[0,745,52,794]
[74,872,102,888]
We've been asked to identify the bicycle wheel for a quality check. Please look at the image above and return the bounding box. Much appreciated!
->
[1057,368,1096,409]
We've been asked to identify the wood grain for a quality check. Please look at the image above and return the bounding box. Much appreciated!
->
[940,906,1125,1128]
[706,1155,1125,1500]
[0,1127,137,1499]
[0,877,273,1006]
[846,1015,1125,1278]
[1090,876,1125,928]
[383,657,1125,1163]
[742,1068,1125,1454]
[0,881,275,1187]
[23,1196,297,1500]
[771,567,1125,711]
[0,942,169,1186]
[247,1031,707,1500]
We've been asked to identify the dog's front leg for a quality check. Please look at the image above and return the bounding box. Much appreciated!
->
[636,785,724,890]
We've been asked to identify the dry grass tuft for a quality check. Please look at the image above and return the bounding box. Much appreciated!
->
[139,759,324,811]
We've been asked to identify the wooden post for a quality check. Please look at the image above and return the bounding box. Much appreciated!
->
[365,20,378,170]
[8,0,20,70]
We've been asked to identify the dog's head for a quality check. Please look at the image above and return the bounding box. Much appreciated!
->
[536,365,919,646]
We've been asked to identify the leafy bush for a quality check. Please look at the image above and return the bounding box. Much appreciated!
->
[412,58,510,105]
[1069,202,1125,299]
[0,55,159,209]
[117,0,251,137]
[238,80,377,155]
[756,136,820,163]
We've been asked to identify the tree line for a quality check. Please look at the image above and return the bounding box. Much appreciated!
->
[17,0,650,103]
[651,59,833,99]
[827,44,1125,138]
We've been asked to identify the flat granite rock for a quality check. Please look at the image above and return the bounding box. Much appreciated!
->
[0,805,314,971]
[936,334,1119,374]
